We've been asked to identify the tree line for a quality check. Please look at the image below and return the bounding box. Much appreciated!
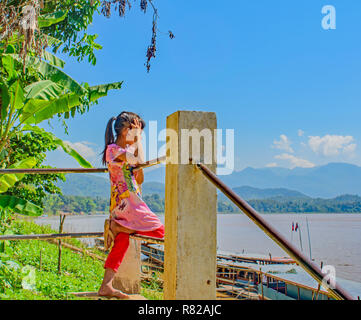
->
[43,193,165,215]
[42,194,361,215]
[218,197,361,213]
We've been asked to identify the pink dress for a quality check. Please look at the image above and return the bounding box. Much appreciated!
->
[106,143,163,232]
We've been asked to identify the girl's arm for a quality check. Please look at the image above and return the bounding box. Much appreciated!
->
[113,151,140,165]
[134,168,144,185]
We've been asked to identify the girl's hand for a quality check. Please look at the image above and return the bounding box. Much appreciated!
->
[131,118,143,141]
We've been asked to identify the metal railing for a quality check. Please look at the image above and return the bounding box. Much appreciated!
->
[195,162,354,300]
[0,156,166,174]
[0,232,164,245]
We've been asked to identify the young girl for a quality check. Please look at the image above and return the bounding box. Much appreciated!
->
[98,111,164,299]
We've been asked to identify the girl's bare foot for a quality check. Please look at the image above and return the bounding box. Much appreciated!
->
[98,287,129,299]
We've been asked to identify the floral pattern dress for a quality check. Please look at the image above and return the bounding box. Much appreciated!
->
[106,143,163,232]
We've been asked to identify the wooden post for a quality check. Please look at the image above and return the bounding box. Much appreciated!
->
[57,214,66,274]
[259,268,264,300]
[164,111,217,300]
[39,248,42,271]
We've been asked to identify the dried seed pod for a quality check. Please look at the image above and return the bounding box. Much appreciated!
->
[140,0,147,13]
[101,1,111,17]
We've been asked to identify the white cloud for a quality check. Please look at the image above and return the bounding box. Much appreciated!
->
[272,134,294,153]
[308,135,356,157]
[298,129,305,137]
[266,162,278,168]
[63,141,97,158]
[275,153,315,169]
[343,143,357,156]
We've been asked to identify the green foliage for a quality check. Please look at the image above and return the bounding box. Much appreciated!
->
[42,192,167,215]
[0,219,162,300]
[0,158,37,193]
[143,193,164,213]
[41,0,102,65]
[23,125,93,169]
[3,130,65,208]
[38,10,69,29]
[218,196,361,213]
[43,194,108,215]
[0,3,122,215]
[0,195,42,216]
[0,219,106,299]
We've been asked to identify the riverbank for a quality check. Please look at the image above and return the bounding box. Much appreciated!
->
[0,219,162,300]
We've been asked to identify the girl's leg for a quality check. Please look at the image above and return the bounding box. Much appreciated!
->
[98,268,129,299]
[98,221,136,299]
[136,224,165,238]
[99,232,130,298]
[98,223,164,298]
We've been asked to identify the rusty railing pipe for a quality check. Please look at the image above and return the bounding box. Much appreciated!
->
[0,156,166,175]
[195,162,354,300]
[0,232,164,245]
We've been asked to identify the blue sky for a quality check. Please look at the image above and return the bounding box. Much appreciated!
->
[44,0,361,172]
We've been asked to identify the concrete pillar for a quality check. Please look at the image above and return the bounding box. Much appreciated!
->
[113,239,141,294]
[164,111,218,300]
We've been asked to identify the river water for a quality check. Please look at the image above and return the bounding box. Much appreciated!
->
[35,213,361,283]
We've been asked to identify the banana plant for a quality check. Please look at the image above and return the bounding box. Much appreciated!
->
[0,53,122,197]
[0,9,122,216]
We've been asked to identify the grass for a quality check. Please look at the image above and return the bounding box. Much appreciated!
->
[0,218,163,300]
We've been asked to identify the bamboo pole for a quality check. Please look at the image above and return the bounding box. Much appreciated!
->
[58,214,66,274]
[47,239,105,262]
[0,232,164,244]
[306,217,312,260]
[259,268,264,300]
[39,248,42,271]
[0,232,103,241]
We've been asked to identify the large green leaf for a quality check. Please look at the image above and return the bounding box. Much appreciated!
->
[42,51,65,69]
[21,93,81,124]
[88,82,123,102]
[8,54,86,95]
[35,58,86,95]
[0,158,37,193]
[21,81,124,125]
[24,80,65,101]
[43,34,62,47]
[0,80,10,119]
[22,125,93,168]
[9,80,25,110]
[38,10,68,28]
[1,55,17,81]
[0,195,42,216]
[54,138,94,169]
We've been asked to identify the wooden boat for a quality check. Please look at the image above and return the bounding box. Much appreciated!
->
[140,243,361,300]
[141,243,295,266]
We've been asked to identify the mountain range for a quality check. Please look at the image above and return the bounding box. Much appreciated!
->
[144,162,361,198]
[57,174,164,199]
[57,162,361,199]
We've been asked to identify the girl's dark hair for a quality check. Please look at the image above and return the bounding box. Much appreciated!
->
[102,111,146,165]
